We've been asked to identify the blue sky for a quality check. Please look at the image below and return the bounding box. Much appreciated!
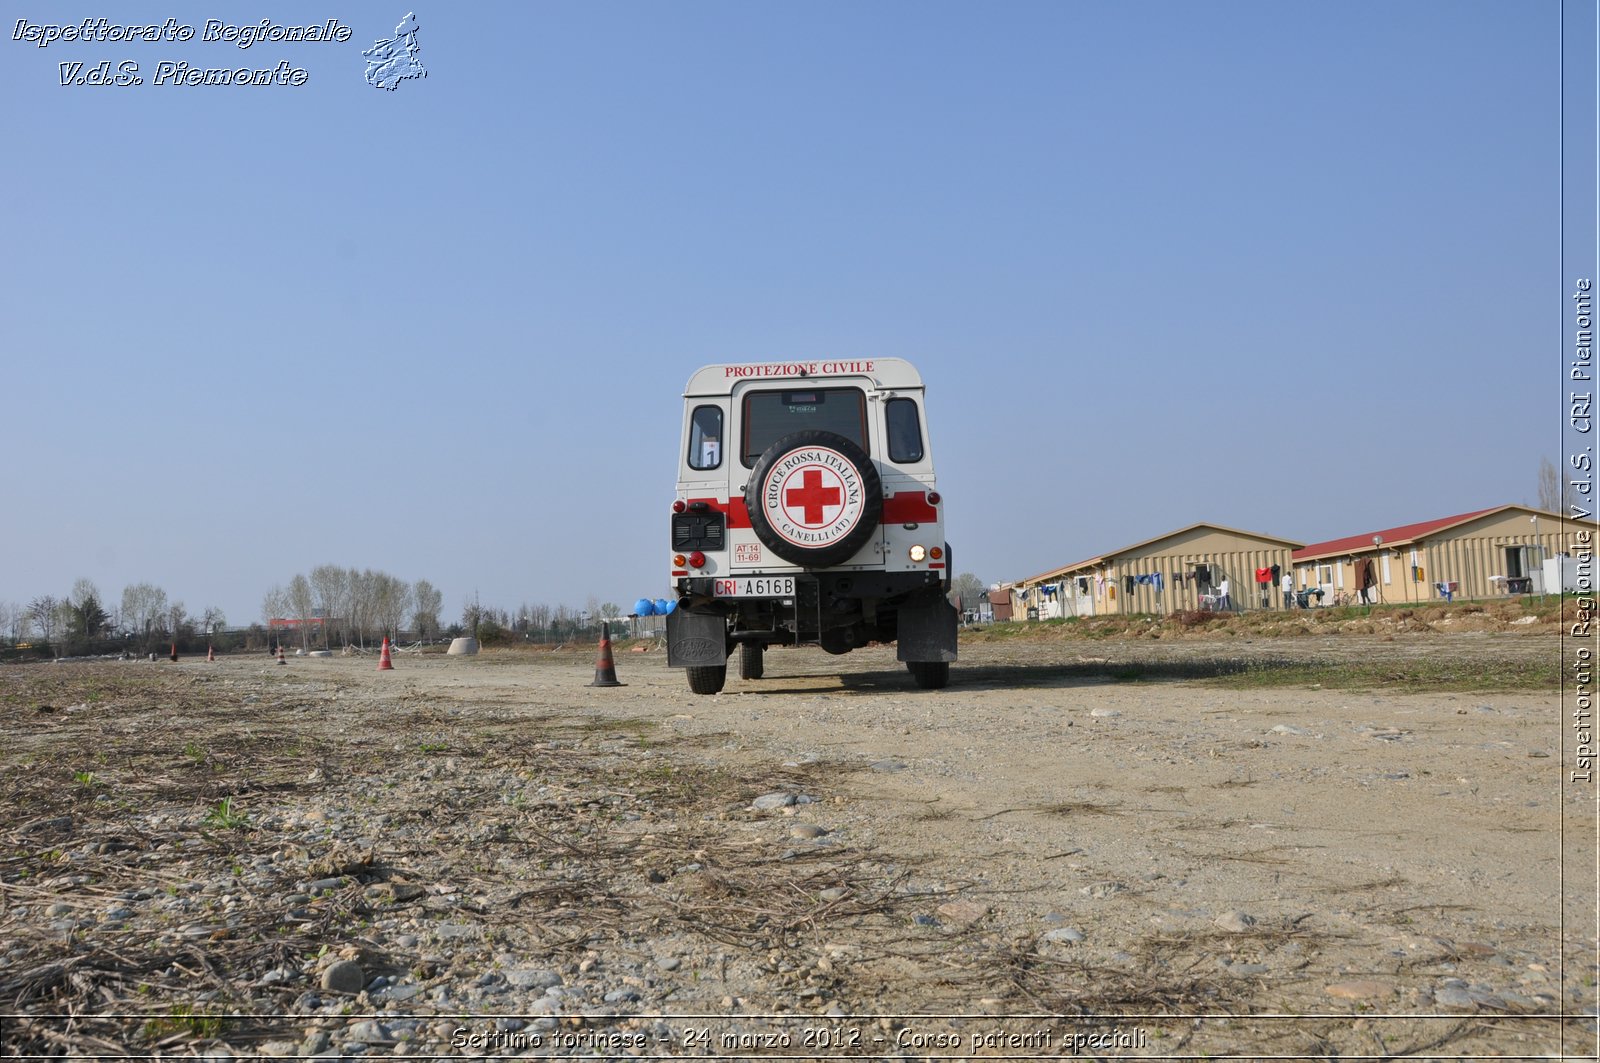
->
[0,1,1582,627]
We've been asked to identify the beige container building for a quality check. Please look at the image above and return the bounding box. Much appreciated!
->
[1015,523,1304,617]
[1291,504,1587,604]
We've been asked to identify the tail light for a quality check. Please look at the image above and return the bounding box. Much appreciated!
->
[688,551,706,569]
[672,500,687,513]
[926,491,941,506]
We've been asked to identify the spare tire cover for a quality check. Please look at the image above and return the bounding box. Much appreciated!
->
[744,430,884,568]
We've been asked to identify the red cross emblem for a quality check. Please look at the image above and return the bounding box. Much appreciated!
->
[784,468,842,526]
[763,447,865,548]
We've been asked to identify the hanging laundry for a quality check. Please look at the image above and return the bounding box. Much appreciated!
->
[1124,575,1135,594]
[1254,567,1272,584]
[1270,563,1281,581]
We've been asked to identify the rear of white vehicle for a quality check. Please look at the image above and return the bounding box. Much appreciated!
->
[666,359,958,694]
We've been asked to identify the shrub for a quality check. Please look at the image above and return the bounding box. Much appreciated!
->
[477,618,513,646]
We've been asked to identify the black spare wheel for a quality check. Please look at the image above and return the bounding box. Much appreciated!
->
[745,430,883,568]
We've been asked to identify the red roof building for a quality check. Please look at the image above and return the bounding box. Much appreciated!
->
[1290,504,1581,603]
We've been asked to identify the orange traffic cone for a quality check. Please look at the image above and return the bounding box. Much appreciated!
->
[378,637,394,671]
[206,645,215,663]
[276,644,286,666]
[589,623,623,687]
[170,643,178,663]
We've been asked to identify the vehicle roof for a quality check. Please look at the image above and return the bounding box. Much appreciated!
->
[684,357,925,396]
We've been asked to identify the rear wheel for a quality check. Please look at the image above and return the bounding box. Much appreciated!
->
[738,643,765,680]
[907,660,949,690]
[687,665,727,695]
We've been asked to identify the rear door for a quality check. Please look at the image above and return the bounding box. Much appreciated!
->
[729,378,885,572]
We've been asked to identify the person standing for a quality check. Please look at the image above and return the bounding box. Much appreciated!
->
[1282,569,1295,609]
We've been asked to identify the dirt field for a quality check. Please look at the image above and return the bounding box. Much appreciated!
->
[1,630,1593,1059]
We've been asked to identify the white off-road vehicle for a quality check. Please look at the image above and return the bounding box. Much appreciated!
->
[665,358,958,695]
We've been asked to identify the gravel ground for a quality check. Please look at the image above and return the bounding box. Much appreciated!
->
[0,632,1592,1059]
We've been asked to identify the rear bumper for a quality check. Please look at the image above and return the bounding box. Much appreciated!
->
[676,569,944,605]
[666,572,956,666]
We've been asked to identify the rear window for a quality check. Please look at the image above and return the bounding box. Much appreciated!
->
[687,405,723,470]
[741,387,868,466]
[885,397,924,463]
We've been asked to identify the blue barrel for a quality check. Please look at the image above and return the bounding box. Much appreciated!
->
[654,598,672,616]
[634,598,656,617]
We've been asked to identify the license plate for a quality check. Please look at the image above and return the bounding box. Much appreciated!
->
[711,577,795,598]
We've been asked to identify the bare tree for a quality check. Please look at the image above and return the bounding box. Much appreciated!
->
[66,579,109,651]
[286,574,315,651]
[28,595,61,651]
[310,565,350,648]
[262,585,290,649]
[165,601,190,644]
[0,601,17,645]
[1538,456,1572,514]
[371,573,411,641]
[411,579,443,641]
[70,578,100,613]
[122,583,168,652]
[949,572,985,613]
[202,606,227,636]
[348,569,379,648]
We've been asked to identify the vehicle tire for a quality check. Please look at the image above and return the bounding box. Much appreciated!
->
[738,642,765,680]
[687,665,727,695]
[907,660,949,690]
[744,430,883,568]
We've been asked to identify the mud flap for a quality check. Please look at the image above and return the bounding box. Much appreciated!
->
[896,593,958,663]
[666,610,728,668]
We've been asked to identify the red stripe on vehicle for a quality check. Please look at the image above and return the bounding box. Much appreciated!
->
[928,563,946,569]
[883,491,938,524]
[694,495,931,527]
[688,498,752,528]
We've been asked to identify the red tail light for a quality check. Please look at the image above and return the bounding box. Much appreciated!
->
[688,551,706,568]
[926,491,941,506]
